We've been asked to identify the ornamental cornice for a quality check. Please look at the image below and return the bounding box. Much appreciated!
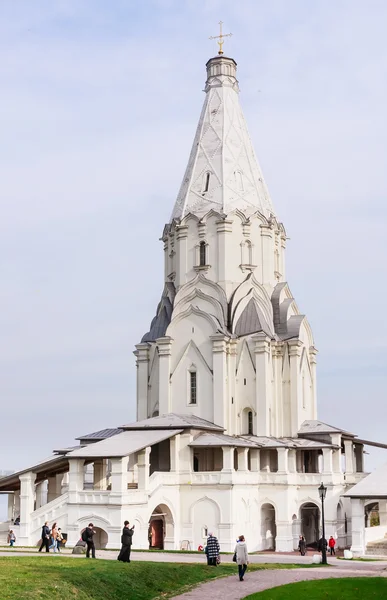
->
[176,225,189,240]
[210,334,229,353]
[252,332,271,353]
[156,336,174,356]
[288,339,303,357]
[216,219,233,233]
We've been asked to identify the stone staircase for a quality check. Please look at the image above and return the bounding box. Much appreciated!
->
[366,533,387,556]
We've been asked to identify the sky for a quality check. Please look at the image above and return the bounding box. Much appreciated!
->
[1,1,386,516]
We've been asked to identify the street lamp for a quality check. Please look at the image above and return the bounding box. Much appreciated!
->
[318,482,327,564]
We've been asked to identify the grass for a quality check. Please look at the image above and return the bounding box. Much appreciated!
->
[243,577,387,599]
[0,557,317,600]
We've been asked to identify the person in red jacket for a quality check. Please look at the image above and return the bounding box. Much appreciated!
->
[328,536,336,555]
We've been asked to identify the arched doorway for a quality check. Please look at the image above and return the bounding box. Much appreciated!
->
[300,502,320,547]
[148,504,174,550]
[261,503,276,550]
[80,526,108,549]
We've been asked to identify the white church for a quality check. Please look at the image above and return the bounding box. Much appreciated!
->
[1,48,386,556]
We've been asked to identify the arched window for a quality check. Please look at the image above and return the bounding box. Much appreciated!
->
[246,240,252,264]
[190,371,197,404]
[199,241,206,266]
[203,172,210,193]
[248,411,253,435]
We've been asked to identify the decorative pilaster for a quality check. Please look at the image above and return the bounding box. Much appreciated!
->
[309,346,318,419]
[156,337,173,415]
[288,339,303,436]
[272,342,283,437]
[228,339,238,435]
[253,333,272,436]
[216,219,233,296]
[210,334,229,428]
[260,224,274,285]
[134,343,150,421]
[175,225,188,289]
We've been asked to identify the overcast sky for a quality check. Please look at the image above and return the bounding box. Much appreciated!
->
[1,1,386,516]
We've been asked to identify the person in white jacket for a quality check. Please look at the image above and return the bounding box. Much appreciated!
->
[234,535,249,581]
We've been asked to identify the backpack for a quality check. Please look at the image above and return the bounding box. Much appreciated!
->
[81,529,88,542]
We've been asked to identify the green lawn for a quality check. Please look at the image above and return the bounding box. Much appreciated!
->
[244,577,387,599]
[0,557,312,600]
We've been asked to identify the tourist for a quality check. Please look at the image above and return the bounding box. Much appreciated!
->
[49,522,58,553]
[83,523,96,558]
[234,535,249,581]
[14,516,20,526]
[206,532,220,566]
[57,528,64,552]
[328,536,336,556]
[39,521,51,553]
[7,529,16,547]
[298,535,306,556]
[117,520,135,563]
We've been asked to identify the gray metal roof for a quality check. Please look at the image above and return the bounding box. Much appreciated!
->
[235,298,273,338]
[68,429,183,459]
[299,420,355,437]
[0,455,69,492]
[76,428,122,442]
[190,433,257,448]
[241,435,288,448]
[121,413,224,432]
[343,462,387,498]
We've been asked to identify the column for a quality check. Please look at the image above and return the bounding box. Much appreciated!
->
[156,337,173,415]
[344,440,355,474]
[134,343,150,421]
[93,460,107,490]
[110,457,128,494]
[237,448,249,471]
[35,482,45,509]
[7,493,14,521]
[253,333,271,436]
[178,432,193,480]
[68,459,85,502]
[249,448,260,472]
[14,489,20,518]
[275,521,294,552]
[211,334,229,428]
[350,498,365,556]
[260,224,274,285]
[170,434,180,472]
[378,501,387,527]
[19,471,36,544]
[288,339,303,436]
[354,444,364,473]
[288,449,297,473]
[277,448,289,473]
[322,448,333,474]
[137,447,151,491]
[222,447,234,473]
[175,224,188,289]
[47,475,62,503]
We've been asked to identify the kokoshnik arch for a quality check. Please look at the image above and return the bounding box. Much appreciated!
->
[1,45,386,556]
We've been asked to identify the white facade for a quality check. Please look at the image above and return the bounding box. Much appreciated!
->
[0,51,376,554]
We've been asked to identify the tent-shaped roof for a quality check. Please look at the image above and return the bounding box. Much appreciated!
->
[76,428,122,442]
[343,462,387,498]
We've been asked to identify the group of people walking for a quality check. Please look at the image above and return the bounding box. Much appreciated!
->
[298,534,337,556]
[38,521,64,553]
[205,532,249,582]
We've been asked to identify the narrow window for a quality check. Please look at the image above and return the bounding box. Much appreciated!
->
[246,240,252,264]
[203,172,210,193]
[190,371,197,404]
[244,378,247,385]
[248,411,253,435]
[199,241,206,266]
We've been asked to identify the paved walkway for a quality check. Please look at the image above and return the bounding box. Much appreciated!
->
[171,564,387,600]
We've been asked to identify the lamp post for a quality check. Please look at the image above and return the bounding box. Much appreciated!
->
[318,482,327,564]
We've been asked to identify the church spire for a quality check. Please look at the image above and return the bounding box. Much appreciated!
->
[170,52,275,222]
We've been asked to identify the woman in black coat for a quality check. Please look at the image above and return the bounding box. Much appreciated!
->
[117,521,135,563]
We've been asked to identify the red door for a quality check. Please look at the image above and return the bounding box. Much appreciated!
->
[150,519,164,549]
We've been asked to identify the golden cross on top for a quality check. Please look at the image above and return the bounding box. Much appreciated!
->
[209,21,232,55]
